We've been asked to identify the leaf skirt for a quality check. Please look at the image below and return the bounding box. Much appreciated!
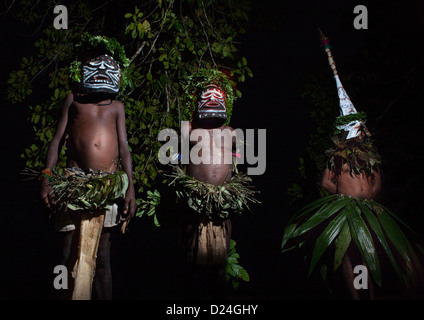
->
[167,166,260,219]
[281,194,424,288]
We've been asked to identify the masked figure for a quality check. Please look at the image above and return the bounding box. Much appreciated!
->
[168,69,258,299]
[281,31,424,299]
[39,33,135,300]
[81,54,121,94]
[196,84,227,120]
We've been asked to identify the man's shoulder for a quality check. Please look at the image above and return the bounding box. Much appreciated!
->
[110,99,125,111]
[111,99,124,106]
[65,92,74,99]
[220,125,235,131]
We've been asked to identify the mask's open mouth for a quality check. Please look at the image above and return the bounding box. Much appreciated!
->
[199,99,226,110]
[94,75,109,81]
[81,55,120,92]
[198,96,226,119]
[203,101,224,108]
[87,74,113,84]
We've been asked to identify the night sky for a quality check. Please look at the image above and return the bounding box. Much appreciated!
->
[1,0,424,305]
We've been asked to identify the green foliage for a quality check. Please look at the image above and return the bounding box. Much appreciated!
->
[167,166,260,219]
[226,239,250,289]
[8,0,253,224]
[286,182,303,205]
[22,168,129,212]
[135,189,161,227]
[51,170,129,212]
[333,112,367,134]
[75,32,131,67]
[68,61,82,83]
[282,195,424,288]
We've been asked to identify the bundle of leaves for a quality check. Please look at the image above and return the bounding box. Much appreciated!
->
[182,68,236,124]
[326,132,381,176]
[49,169,129,212]
[135,189,161,227]
[282,194,424,289]
[167,166,259,219]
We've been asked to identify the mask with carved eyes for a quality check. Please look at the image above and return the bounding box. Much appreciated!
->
[81,54,120,94]
[196,85,227,120]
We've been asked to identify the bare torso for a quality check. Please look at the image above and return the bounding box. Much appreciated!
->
[322,164,381,200]
[66,98,120,172]
[187,124,235,185]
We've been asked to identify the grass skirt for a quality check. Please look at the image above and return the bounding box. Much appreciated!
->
[167,166,260,219]
[49,168,128,213]
[282,194,424,288]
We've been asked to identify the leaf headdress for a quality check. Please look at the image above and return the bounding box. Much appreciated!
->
[69,32,130,92]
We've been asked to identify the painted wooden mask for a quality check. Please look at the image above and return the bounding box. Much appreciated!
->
[196,84,227,120]
[81,54,120,94]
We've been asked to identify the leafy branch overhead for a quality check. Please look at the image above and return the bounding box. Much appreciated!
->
[8,0,253,206]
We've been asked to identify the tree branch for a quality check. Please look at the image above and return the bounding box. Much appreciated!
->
[130,41,147,63]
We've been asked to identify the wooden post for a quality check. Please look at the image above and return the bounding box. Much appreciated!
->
[71,210,105,300]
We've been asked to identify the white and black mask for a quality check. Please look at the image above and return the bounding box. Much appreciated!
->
[196,85,227,120]
[81,54,120,94]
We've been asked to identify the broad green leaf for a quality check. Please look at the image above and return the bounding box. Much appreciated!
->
[333,220,351,271]
[346,201,381,286]
[376,205,421,285]
[281,223,297,250]
[153,214,160,227]
[292,196,350,238]
[291,194,338,223]
[377,202,422,239]
[358,200,406,286]
[142,20,151,32]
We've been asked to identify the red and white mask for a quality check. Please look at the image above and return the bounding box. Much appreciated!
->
[196,84,227,120]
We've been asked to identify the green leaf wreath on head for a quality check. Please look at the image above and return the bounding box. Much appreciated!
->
[333,111,367,135]
[182,68,236,124]
[68,32,131,92]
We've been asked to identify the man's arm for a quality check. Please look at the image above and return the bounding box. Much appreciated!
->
[116,102,136,220]
[321,168,337,194]
[40,92,73,211]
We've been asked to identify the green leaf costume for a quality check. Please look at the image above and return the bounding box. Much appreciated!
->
[49,167,129,213]
[282,30,424,292]
[282,194,424,288]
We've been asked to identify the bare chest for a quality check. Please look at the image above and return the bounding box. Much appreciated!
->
[68,103,117,130]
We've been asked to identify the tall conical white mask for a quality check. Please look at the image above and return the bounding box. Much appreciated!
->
[320,30,364,140]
